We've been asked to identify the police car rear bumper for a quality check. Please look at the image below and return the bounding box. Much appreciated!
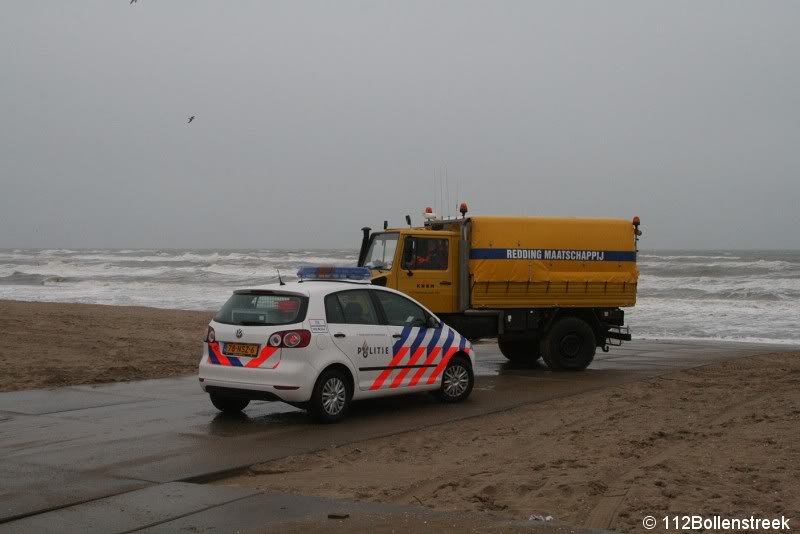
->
[203,384,284,403]
[199,376,312,403]
[198,359,314,403]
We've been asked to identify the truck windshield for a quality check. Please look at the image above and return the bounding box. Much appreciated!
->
[364,233,399,271]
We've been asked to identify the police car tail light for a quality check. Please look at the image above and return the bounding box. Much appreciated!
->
[283,330,311,348]
[268,330,311,348]
[205,326,215,343]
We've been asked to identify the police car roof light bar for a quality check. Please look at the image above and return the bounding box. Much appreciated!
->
[297,266,372,282]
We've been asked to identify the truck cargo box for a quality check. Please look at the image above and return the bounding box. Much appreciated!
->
[467,216,638,309]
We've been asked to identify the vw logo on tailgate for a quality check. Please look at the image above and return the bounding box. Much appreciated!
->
[235,329,243,339]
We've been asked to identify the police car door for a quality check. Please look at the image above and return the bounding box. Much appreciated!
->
[371,290,440,390]
[324,289,392,391]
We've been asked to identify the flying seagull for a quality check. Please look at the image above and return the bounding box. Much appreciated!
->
[188,116,195,124]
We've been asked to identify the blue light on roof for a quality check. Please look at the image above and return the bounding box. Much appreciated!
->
[297,266,372,281]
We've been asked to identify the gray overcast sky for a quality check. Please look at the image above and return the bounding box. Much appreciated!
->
[1,1,799,250]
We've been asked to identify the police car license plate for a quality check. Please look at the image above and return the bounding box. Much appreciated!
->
[224,343,259,357]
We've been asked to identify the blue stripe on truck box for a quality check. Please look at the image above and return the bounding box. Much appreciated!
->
[469,248,637,262]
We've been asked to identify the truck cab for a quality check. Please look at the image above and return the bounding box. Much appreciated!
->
[361,227,460,314]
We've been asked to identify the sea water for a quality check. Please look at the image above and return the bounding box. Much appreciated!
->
[1,248,798,345]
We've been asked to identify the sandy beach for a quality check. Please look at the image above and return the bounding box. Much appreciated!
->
[221,352,800,532]
[0,300,212,392]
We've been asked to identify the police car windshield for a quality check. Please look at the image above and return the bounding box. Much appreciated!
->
[364,233,399,270]
[214,292,307,326]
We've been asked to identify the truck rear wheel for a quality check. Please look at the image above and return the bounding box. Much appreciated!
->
[498,337,540,363]
[540,317,596,371]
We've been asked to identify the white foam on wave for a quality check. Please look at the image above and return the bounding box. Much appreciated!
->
[67,252,227,263]
[0,260,175,279]
[203,263,282,278]
[639,259,797,271]
[37,249,80,255]
[0,279,229,311]
[638,254,742,261]
[639,274,800,297]
[634,334,800,346]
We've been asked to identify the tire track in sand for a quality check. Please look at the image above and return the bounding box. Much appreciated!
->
[584,389,774,529]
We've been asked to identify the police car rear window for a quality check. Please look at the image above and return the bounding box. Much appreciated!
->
[214,292,307,326]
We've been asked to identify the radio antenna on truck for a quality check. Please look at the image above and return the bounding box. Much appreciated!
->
[455,178,459,218]
[439,166,444,219]
[433,168,437,218]
[445,165,450,219]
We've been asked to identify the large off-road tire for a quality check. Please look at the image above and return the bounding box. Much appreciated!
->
[540,317,596,371]
[209,392,250,413]
[309,368,352,423]
[435,356,474,403]
[498,336,541,363]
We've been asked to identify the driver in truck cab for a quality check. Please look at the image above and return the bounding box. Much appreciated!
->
[404,238,448,270]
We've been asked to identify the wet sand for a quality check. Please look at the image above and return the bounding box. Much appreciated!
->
[0,300,212,391]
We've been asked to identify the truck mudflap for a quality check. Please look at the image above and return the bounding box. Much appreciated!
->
[606,325,631,347]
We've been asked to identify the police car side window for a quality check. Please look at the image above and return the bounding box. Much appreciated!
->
[324,294,346,324]
[326,290,380,325]
[374,291,427,327]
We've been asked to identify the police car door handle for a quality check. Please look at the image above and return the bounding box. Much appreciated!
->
[392,334,402,338]
[334,333,346,338]
[439,281,452,286]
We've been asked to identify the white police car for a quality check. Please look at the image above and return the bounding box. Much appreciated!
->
[199,266,475,422]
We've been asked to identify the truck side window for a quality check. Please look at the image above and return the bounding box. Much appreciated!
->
[401,237,448,271]
[374,291,428,327]
[326,290,380,325]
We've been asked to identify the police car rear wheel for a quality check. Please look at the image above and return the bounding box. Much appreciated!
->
[498,337,541,363]
[540,317,596,371]
[310,369,351,423]
[209,392,250,414]
[436,357,474,403]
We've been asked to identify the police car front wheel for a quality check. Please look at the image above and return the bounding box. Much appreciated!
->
[310,368,352,423]
[435,357,474,403]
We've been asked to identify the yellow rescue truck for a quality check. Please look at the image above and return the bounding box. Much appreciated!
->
[357,204,642,371]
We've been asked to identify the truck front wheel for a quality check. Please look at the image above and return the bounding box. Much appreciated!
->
[540,317,596,371]
[498,337,540,363]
